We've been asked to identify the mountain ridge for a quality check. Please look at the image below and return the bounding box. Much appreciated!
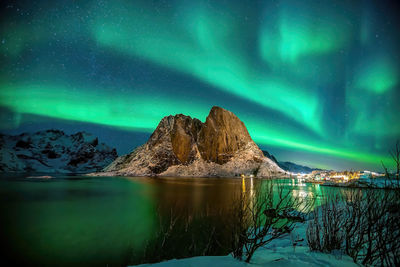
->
[0,129,117,173]
[262,150,323,174]
[96,106,285,177]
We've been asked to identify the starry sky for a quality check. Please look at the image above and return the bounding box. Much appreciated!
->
[0,0,399,171]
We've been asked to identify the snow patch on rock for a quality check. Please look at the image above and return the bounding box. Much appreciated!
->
[94,106,285,178]
[0,130,117,173]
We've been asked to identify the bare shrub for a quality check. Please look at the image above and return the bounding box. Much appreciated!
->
[307,193,345,253]
[307,188,400,266]
[342,189,365,261]
[231,180,314,263]
[382,140,400,188]
[133,206,226,265]
[360,189,400,266]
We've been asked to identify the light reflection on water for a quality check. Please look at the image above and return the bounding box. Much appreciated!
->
[0,175,349,266]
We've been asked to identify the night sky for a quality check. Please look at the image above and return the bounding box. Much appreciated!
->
[0,0,399,171]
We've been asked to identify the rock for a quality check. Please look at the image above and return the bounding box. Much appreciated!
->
[198,106,257,164]
[99,106,285,177]
[15,139,32,149]
[170,114,202,164]
[0,130,118,173]
[262,150,279,165]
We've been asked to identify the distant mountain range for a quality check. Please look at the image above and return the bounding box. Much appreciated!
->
[0,130,117,173]
[262,150,322,174]
[0,108,320,176]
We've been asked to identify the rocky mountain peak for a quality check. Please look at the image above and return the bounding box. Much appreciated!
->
[198,106,256,164]
[101,106,285,177]
[145,106,258,165]
[146,114,202,166]
[170,115,202,164]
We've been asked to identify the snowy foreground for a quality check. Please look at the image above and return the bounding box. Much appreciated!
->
[133,222,357,267]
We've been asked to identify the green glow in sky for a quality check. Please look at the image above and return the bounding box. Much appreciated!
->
[260,1,352,64]
[92,1,322,134]
[0,83,208,131]
[0,82,392,168]
[0,0,399,171]
[355,55,398,93]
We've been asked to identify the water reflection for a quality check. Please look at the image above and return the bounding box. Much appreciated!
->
[0,176,357,266]
[0,177,157,266]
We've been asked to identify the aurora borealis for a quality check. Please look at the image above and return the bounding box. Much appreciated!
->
[0,0,399,171]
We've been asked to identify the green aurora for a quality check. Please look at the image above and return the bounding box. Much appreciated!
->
[0,0,399,171]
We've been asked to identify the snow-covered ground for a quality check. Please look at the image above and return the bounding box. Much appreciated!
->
[133,222,357,267]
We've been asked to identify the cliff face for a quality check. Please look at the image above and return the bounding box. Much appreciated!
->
[101,106,284,177]
[0,130,117,173]
[198,107,257,164]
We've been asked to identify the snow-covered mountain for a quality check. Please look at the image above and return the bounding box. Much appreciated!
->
[94,106,284,177]
[0,130,117,173]
[262,150,323,174]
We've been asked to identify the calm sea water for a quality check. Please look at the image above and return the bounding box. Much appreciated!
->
[0,175,344,266]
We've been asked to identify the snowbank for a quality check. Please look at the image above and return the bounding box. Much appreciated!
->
[133,222,357,267]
